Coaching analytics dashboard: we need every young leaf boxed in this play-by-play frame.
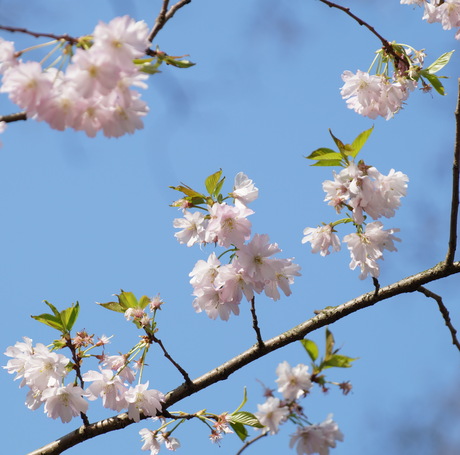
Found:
[170,184,204,199]
[233,387,248,413]
[423,72,446,96]
[117,291,139,310]
[138,295,151,310]
[205,170,223,196]
[96,300,126,313]
[321,354,357,369]
[229,422,248,442]
[325,328,335,360]
[60,302,80,332]
[31,313,63,331]
[350,126,374,158]
[306,148,341,161]
[311,159,343,167]
[329,129,346,153]
[301,339,319,362]
[426,50,454,74]
[230,412,264,428]
[44,300,61,318]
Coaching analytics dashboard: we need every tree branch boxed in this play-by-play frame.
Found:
[26,260,460,455]
[0,112,27,123]
[445,77,460,264]
[418,286,460,352]
[250,297,264,349]
[235,431,268,455]
[0,25,79,44]
[148,0,192,43]
[317,0,407,72]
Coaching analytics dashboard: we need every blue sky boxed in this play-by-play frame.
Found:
[1,1,459,454]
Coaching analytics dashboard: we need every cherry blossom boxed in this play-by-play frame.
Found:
[173,210,207,247]
[289,415,344,455]
[230,172,259,205]
[302,225,341,256]
[83,368,128,411]
[124,382,165,422]
[41,384,88,423]
[276,361,312,401]
[255,396,290,434]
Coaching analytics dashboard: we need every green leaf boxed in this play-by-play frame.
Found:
[205,170,223,196]
[229,422,248,442]
[321,354,357,369]
[170,184,205,199]
[214,177,226,198]
[230,412,264,428]
[161,55,196,68]
[325,328,335,359]
[306,148,342,161]
[44,300,61,318]
[300,339,319,362]
[311,159,343,167]
[423,72,446,96]
[97,300,126,313]
[60,302,80,332]
[233,387,248,413]
[31,313,63,331]
[328,129,346,153]
[117,291,139,310]
[426,50,454,74]
[350,126,374,158]
[138,295,151,310]
[139,63,162,75]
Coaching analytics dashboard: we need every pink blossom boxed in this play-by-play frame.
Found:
[205,201,253,247]
[42,384,88,423]
[125,382,165,422]
[343,221,400,279]
[255,397,289,434]
[83,368,128,411]
[276,361,312,401]
[302,225,341,256]
[173,210,207,247]
[289,415,344,455]
[230,172,259,205]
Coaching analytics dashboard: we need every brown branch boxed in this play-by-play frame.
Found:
[148,0,192,43]
[446,77,460,264]
[418,286,460,352]
[26,260,460,455]
[0,25,79,44]
[250,297,264,349]
[235,431,268,455]
[0,112,27,123]
[151,333,192,384]
[317,0,406,72]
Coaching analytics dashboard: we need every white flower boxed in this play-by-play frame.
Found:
[302,225,341,256]
[83,368,128,411]
[230,172,259,205]
[42,384,88,423]
[173,210,207,247]
[255,397,289,434]
[289,415,344,455]
[125,382,165,422]
[276,361,312,401]
[343,221,400,279]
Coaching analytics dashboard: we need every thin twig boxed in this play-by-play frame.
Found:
[418,286,460,352]
[445,78,460,265]
[236,431,268,455]
[250,297,264,349]
[148,0,192,43]
[372,277,380,297]
[151,334,192,384]
[317,0,407,73]
[0,25,79,44]
[0,112,27,123]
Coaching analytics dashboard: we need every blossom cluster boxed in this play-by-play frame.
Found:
[401,0,460,39]
[0,16,151,137]
[254,361,343,455]
[4,336,164,424]
[173,172,301,320]
[341,69,416,120]
[303,161,408,279]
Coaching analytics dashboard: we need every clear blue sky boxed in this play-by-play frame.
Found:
[1,1,459,454]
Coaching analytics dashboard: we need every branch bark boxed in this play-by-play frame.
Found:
[27,260,460,455]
